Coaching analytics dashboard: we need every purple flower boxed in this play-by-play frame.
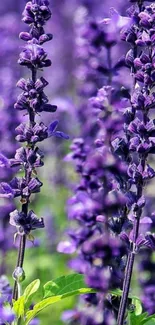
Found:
[10,209,44,235]
[0,183,15,199]
[48,120,69,140]
[0,276,15,324]
[22,0,51,31]
[57,241,76,254]
[0,154,10,168]
[18,39,51,68]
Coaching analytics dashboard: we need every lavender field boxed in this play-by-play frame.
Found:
[0,1,155,325]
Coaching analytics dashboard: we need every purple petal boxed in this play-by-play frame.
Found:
[0,183,14,198]
[57,241,76,254]
[48,120,59,135]
[140,217,153,224]
[0,154,9,168]
[54,131,69,140]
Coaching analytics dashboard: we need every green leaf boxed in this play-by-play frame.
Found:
[13,296,25,318]
[128,312,148,325]
[141,315,155,325]
[145,320,155,325]
[109,288,123,297]
[132,297,143,315]
[109,289,142,315]
[25,274,96,325]
[25,288,95,325]
[128,312,155,325]
[43,273,93,298]
[23,279,41,309]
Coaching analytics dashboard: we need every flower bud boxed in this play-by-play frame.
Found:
[12,267,25,283]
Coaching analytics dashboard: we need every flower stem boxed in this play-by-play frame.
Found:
[117,251,135,325]
[12,234,26,300]
[117,180,144,324]
[12,67,36,301]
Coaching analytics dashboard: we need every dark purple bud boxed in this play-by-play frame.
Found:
[121,87,131,100]
[39,33,53,44]
[139,12,151,28]
[125,49,134,66]
[19,32,32,41]
[35,77,48,91]
[126,30,136,43]
[40,59,51,67]
[135,72,144,82]
[129,136,140,151]
[16,78,27,90]
[134,58,143,69]
[43,104,57,112]
[143,164,155,180]
[133,196,145,212]
[135,39,146,46]
[28,178,43,193]
[145,233,155,250]
[140,53,150,64]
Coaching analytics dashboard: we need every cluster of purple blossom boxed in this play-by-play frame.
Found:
[59,1,155,325]
[0,0,68,321]
[0,0,155,325]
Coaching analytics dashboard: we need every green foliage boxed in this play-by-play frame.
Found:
[12,274,96,325]
[13,296,25,318]
[109,289,142,315]
[109,289,155,325]
[23,279,41,310]
[43,273,95,298]
[128,312,155,325]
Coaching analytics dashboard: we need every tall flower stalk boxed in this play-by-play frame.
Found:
[59,6,133,325]
[116,1,155,324]
[0,0,68,302]
[60,2,155,325]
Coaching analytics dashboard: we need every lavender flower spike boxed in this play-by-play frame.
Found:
[0,0,68,302]
[117,2,155,324]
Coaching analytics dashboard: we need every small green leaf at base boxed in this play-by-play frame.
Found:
[23,279,41,310]
[13,296,25,318]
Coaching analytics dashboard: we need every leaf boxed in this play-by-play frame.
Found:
[141,315,155,325]
[128,312,148,325]
[23,279,41,309]
[109,288,123,297]
[13,296,25,318]
[145,320,155,325]
[25,274,96,325]
[128,312,155,325]
[109,288,142,315]
[43,273,91,298]
[132,297,143,315]
[25,288,95,325]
